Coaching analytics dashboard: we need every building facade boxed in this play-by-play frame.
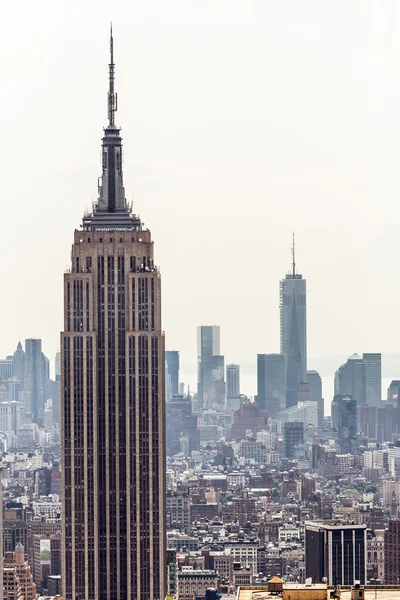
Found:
[362,353,382,406]
[166,350,180,399]
[226,364,240,400]
[197,326,225,411]
[307,370,323,427]
[331,394,357,454]
[280,249,307,408]
[283,421,304,459]
[256,354,285,417]
[61,32,165,600]
[305,521,367,585]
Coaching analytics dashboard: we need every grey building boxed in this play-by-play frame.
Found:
[283,421,304,459]
[24,339,49,426]
[305,521,367,585]
[331,394,357,454]
[166,350,180,398]
[362,353,382,406]
[280,246,307,408]
[256,354,285,418]
[226,364,240,399]
[307,370,324,427]
[335,353,363,404]
[13,342,25,390]
[197,326,225,411]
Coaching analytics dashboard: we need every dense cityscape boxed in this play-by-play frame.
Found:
[2,18,400,600]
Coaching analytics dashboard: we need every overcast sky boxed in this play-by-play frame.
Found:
[1,1,399,397]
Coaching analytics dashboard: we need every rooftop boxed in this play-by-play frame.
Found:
[237,587,400,600]
[237,585,327,600]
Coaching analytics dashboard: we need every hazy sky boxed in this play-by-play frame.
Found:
[1,1,400,397]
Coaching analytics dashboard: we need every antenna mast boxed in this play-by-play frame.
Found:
[108,24,117,126]
[292,232,296,277]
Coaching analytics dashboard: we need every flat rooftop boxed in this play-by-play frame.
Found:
[237,585,327,600]
[237,588,400,600]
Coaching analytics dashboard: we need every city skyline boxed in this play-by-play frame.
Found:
[1,2,400,388]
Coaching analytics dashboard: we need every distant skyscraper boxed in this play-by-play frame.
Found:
[388,380,400,403]
[197,326,225,411]
[331,394,357,454]
[226,364,240,399]
[305,521,366,585]
[55,351,61,381]
[24,339,49,425]
[362,353,382,406]
[335,353,363,404]
[283,421,304,459]
[13,342,25,390]
[61,32,165,600]
[256,354,285,418]
[166,350,180,398]
[280,237,307,407]
[307,370,323,427]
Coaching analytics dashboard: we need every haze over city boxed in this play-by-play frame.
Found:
[1,1,400,400]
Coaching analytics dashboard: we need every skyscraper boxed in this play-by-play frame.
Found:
[165,350,180,398]
[305,521,366,585]
[280,238,307,407]
[61,31,165,600]
[362,353,382,406]
[197,326,225,411]
[13,342,25,391]
[334,353,363,404]
[307,370,324,427]
[331,394,357,454]
[256,354,285,417]
[226,364,240,399]
[384,520,400,584]
[24,339,49,425]
[283,421,304,459]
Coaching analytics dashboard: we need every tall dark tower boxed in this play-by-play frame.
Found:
[280,235,307,407]
[61,30,166,600]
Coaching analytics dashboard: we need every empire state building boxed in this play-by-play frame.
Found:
[61,31,166,600]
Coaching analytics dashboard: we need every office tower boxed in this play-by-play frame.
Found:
[50,378,61,426]
[55,351,60,380]
[384,520,400,584]
[61,32,165,600]
[331,394,357,454]
[388,379,400,403]
[166,395,200,456]
[166,350,179,398]
[13,342,25,390]
[334,353,363,404]
[24,339,49,425]
[362,353,382,406]
[358,404,394,443]
[226,364,240,399]
[305,521,366,585]
[307,369,324,427]
[0,358,14,381]
[0,398,12,434]
[280,238,307,407]
[256,354,285,418]
[197,326,225,411]
[283,421,304,459]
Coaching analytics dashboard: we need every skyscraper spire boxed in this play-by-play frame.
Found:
[292,231,296,278]
[108,23,117,126]
[82,27,142,230]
